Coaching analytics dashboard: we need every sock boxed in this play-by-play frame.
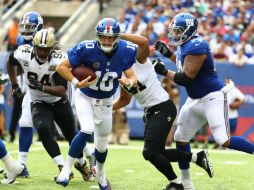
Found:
[19,128,33,152]
[18,152,28,165]
[95,149,108,174]
[180,169,191,180]
[176,143,191,169]
[0,139,7,159]
[59,155,75,179]
[84,143,93,157]
[68,132,89,158]
[191,153,197,163]
[77,158,86,165]
[170,177,182,184]
[228,136,254,154]
[1,154,16,169]
[53,155,65,166]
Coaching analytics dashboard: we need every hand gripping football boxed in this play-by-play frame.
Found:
[71,65,97,82]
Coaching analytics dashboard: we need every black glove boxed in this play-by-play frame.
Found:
[154,41,173,58]
[29,79,43,91]
[151,58,168,76]
[12,84,23,99]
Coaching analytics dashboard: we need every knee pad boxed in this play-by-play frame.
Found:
[142,149,157,161]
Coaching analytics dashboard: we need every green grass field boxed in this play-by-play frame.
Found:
[0,140,253,190]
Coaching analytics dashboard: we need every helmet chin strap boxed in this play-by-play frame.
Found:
[101,45,113,53]
[23,35,33,41]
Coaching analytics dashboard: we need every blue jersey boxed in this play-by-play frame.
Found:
[176,34,224,99]
[16,34,32,46]
[68,40,137,99]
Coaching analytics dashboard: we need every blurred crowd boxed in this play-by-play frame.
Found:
[118,0,254,66]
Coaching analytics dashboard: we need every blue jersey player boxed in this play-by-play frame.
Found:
[7,11,43,178]
[153,13,254,189]
[55,18,137,190]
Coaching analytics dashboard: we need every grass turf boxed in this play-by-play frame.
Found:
[0,140,253,190]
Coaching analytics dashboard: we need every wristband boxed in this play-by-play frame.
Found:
[71,77,79,87]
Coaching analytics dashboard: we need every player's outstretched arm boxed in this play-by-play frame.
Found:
[113,87,132,110]
[56,59,96,89]
[120,33,149,64]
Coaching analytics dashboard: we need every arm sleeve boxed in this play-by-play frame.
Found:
[67,42,86,68]
[53,72,68,89]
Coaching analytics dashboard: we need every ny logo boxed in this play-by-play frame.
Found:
[186,19,194,26]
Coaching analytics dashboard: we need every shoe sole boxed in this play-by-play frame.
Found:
[204,150,214,178]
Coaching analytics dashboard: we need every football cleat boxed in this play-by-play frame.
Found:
[196,150,214,178]
[58,165,74,180]
[1,163,24,184]
[54,176,69,187]
[74,162,94,181]
[164,182,184,190]
[0,73,9,85]
[181,178,195,190]
[18,164,29,178]
[92,167,111,190]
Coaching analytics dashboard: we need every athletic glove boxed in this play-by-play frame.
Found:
[154,41,173,58]
[29,79,44,91]
[12,84,23,99]
[151,58,168,76]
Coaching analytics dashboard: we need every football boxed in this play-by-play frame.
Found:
[71,65,97,82]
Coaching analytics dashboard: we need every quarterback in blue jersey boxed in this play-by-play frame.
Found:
[153,13,254,189]
[55,18,137,190]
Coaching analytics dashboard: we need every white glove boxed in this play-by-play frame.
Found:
[221,79,235,94]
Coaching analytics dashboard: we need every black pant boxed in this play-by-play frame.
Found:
[31,98,80,159]
[9,95,24,141]
[142,99,191,181]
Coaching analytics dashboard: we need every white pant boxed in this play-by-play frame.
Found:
[75,90,113,152]
[19,91,33,128]
[174,91,230,145]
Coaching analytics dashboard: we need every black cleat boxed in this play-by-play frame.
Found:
[164,182,184,190]
[196,150,214,178]
[74,162,94,181]
[58,165,74,180]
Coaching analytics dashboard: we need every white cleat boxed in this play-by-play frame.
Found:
[181,178,196,190]
[1,163,24,184]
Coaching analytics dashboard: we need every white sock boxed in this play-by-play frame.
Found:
[191,153,197,163]
[1,154,16,169]
[59,155,75,179]
[96,161,104,175]
[53,155,65,166]
[180,169,191,180]
[171,177,181,184]
[18,152,28,165]
[84,144,93,157]
[76,158,86,165]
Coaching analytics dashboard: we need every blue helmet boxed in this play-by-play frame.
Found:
[168,13,198,46]
[95,18,120,52]
[19,11,44,41]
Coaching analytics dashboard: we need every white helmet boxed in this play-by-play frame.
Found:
[33,29,56,63]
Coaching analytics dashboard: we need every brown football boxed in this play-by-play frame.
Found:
[71,65,97,82]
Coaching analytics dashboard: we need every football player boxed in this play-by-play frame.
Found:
[55,17,137,190]
[113,33,213,190]
[153,13,254,189]
[7,29,93,181]
[8,11,43,178]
